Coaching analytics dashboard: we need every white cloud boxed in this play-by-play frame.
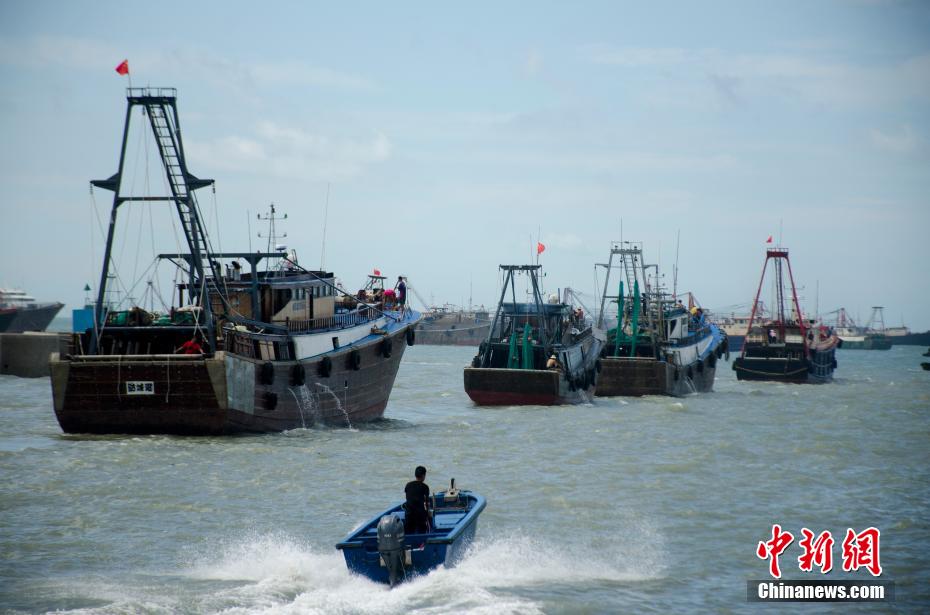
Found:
[869,125,921,153]
[580,44,930,109]
[0,35,375,92]
[187,121,391,181]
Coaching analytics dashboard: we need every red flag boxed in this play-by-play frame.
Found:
[766,236,773,244]
[115,59,129,76]
[537,242,546,255]
[373,269,381,276]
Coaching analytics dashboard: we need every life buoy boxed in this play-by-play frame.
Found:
[318,356,333,377]
[290,363,305,386]
[381,337,393,358]
[406,328,415,346]
[349,350,361,371]
[260,361,275,385]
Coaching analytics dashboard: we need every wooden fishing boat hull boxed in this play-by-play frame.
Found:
[595,354,717,397]
[733,346,836,384]
[50,326,413,435]
[463,367,596,405]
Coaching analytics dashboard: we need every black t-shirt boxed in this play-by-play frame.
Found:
[404,480,430,517]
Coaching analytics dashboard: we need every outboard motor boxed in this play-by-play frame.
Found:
[377,512,406,586]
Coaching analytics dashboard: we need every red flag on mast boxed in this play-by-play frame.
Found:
[115,59,129,75]
[766,235,773,244]
[537,242,546,255]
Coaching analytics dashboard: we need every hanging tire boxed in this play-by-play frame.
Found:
[687,366,693,379]
[264,391,278,410]
[349,350,361,371]
[381,337,393,358]
[318,356,332,378]
[696,361,704,373]
[471,355,480,368]
[290,363,305,386]
[406,328,415,346]
[673,368,680,381]
[260,361,275,385]
[595,359,602,373]
[708,354,717,369]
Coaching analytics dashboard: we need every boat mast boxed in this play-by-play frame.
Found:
[89,88,223,354]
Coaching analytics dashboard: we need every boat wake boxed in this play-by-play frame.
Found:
[172,529,666,614]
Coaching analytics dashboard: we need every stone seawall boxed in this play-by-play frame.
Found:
[0,333,72,378]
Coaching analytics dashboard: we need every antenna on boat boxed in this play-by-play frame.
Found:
[672,229,680,300]
[320,182,330,270]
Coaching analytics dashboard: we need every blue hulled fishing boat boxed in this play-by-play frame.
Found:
[336,480,486,586]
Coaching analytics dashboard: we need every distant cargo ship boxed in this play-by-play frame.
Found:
[415,305,491,346]
[0,289,64,333]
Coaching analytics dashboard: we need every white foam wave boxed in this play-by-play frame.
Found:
[173,528,665,614]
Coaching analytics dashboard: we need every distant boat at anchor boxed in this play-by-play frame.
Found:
[827,307,891,350]
[415,304,491,346]
[0,288,63,333]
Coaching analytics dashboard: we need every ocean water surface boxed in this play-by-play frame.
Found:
[1,345,928,613]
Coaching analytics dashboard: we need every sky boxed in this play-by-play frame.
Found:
[1,1,928,329]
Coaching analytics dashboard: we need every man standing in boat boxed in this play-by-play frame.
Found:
[395,276,407,315]
[404,465,431,534]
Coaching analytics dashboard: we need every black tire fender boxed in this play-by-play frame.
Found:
[318,356,333,377]
[405,328,415,346]
[260,361,275,385]
[381,337,393,358]
[349,350,362,371]
[290,363,305,386]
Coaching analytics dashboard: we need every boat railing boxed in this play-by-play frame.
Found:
[283,308,378,333]
[127,87,177,99]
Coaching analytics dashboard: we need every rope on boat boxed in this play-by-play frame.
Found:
[734,364,808,377]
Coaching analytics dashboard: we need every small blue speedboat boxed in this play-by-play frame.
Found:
[336,480,486,585]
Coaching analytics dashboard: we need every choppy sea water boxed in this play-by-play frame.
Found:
[1,345,928,613]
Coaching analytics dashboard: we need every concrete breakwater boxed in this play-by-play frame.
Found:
[0,333,72,378]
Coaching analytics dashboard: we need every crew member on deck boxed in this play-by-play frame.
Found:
[546,354,562,371]
[395,276,407,314]
[404,465,431,534]
[178,336,203,355]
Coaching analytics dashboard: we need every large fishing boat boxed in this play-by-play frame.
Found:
[463,265,603,405]
[415,304,491,346]
[49,88,420,435]
[733,248,839,383]
[0,289,63,333]
[594,242,728,397]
